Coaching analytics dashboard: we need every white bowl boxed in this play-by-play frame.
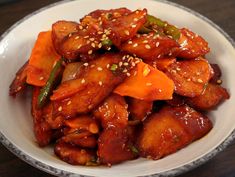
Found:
[0,0,235,177]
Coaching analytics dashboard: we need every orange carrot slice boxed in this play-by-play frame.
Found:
[26,31,61,86]
[114,62,174,101]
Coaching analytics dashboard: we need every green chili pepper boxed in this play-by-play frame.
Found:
[110,64,118,71]
[101,38,113,47]
[37,58,63,108]
[139,14,181,40]
[130,145,139,154]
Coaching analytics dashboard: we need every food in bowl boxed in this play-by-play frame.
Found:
[9,7,229,166]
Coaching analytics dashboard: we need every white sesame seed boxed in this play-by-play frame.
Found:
[99,81,103,86]
[58,106,62,111]
[84,35,89,39]
[67,101,71,105]
[106,64,110,68]
[145,44,151,49]
[88,50,93,55]
[146,82,152,86]
[17,86,22,91]
[97,67,103,71]
[123,62,129,66]
[131,24,137,28]
[156,42,160,47]
[83,63,89,66]
[126,73,131,77]
[77,44,82,49]
[91,43,96,48]
[119,62,123,67]
[79,25,83,30]
[143,40,148,43]
[133,43,138,47]
[75,36,80,40]
[39,76,44,80]
[124,30,130,36]
[197,79,203,83]
[128,40,133,44]
[89,38,95,41]
[176,67,181,71]
[81,78,85,84]
[134,18,138,21]
[98,43,102,48]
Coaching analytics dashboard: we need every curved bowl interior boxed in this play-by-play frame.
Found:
[0,0,235,177]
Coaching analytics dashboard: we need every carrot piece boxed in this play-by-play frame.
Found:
[26,31,61,86]
[146,58,176,71]
[114,62,174,101]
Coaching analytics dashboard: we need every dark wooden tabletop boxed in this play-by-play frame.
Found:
[0,0,235,177]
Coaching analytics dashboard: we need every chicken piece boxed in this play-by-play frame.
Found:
[64,115,99,134]
[186,83,229,110]
[177,28,210,59]
[54,141,96,165]
[121,33,179,61]
[166,94,185,107]
[51,53,136,117]
[51,20,79,54]
[128,97,153,121]
[93,93,128,128]
[137,105,212,159]
[165,57,213,97]
[31,87,52,147]
[102,9,147,47]
[61,131,97,149]
[9,61,28,97]
[97,127,137,165]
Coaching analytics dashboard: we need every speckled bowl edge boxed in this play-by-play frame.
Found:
[0,0,235,177]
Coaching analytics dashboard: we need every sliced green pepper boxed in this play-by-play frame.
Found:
[139,14,181,40]
[101,38,113,47]
[37,58,64,108]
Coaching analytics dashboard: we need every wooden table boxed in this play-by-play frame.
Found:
[0,0,235,176]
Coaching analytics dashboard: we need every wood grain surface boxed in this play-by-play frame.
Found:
[0,0,235,177]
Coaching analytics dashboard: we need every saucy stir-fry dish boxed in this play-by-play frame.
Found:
[9,8,229,166]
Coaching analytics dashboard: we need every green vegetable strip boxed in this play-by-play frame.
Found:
[101,39,113,46]
[37,58,63,108]
[139,14,181,40]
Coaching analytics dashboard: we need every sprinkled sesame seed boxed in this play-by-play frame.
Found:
[77,44,82,49]
[90,64,95,68]
[119,62,123,67]
[133,43,138,47]
[88,50,92,55]
[124,30,130,35]
[217,79,222,84]
[146,82,152,86]
[83,63,89,66]
[17,86,21,91]
[112,19,117,22]
[86,40,91,44]
[123,69,128,73]
[126,73,131,77]
[39,76,44,80]
[123,62,129,66]
[75,36,80,40]
[143,40,148,43]
[84,35,89,38]
[67,101,72,105]
[89,38,95,41]
[58,106,62,111]
[106,64,110,68]
[128,40,133,44]
[171,70,177,74]
[156,42,160,47]
[98,43,102,48]
[81,78,85,84]
[99,81,103,86]
[97,67,103,71]
[134,18,138,21]
[145,44,151,49]
[187,78,191,81]
[79,25,83,30]
[68,33,72,37]
[91,43,96,48]
[176,67,181,71]
[197,79,203,83]
[131,24,137,28]
[98,31,103,34]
